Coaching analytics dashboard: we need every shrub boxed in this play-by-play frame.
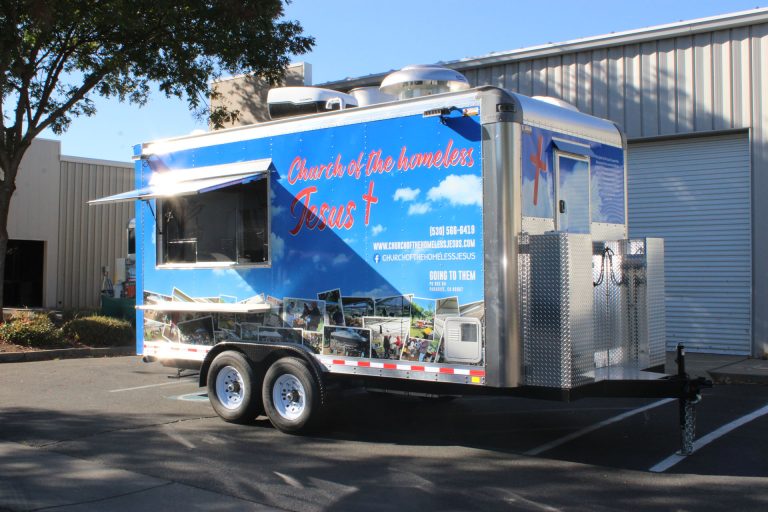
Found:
[50,309,107,329]
[61,316,134,347]
[0,312,65,348]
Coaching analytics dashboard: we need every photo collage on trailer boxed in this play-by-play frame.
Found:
[142,287,484,365]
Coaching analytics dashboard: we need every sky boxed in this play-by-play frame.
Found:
[41,0,767,163]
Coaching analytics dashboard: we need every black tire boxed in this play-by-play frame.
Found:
[262,357,321,434]
[207,351,263,423]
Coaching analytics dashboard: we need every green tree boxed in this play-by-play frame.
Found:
[0,0,313,307]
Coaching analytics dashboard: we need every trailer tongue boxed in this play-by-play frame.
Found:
[92,66,711,453]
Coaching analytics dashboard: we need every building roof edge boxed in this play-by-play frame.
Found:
[321,8,768,89]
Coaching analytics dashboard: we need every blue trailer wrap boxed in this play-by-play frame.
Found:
[134,102,486,372]
[84,84,649,392]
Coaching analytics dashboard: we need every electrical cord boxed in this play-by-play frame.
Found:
[593,246,626,287]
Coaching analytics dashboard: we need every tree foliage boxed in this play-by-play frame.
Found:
[0,0,313,308]
[0,0,312,153]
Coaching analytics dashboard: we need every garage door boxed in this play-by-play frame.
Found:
[628,133,751,355]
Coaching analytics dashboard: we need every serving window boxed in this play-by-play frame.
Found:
[157,177,269,267]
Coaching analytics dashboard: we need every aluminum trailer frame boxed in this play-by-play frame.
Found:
[95,85,711,451]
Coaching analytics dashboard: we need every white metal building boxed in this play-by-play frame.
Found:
[7,138,133,310]
[319,8,768,357]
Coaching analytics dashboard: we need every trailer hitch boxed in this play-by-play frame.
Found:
[675,344,713,455]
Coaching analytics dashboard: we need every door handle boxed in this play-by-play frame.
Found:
[559,200,566,214]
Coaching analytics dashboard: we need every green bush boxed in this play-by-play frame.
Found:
[61,315,134,347]
[41,309,99,328]
[0,312,65,348]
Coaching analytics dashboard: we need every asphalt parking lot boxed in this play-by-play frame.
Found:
[1,356,767,511]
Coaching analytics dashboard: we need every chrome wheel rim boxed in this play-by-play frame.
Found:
[215,365,244,410]
[272,374,306,420]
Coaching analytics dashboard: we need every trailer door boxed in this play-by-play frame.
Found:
[555,153,590,234]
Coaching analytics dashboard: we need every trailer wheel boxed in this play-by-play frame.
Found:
[207,351,263,423]
[262,357,321,434]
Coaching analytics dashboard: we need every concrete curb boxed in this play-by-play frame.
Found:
[708,358,768,385]
[709,369,768,385]
[0,346,135,363]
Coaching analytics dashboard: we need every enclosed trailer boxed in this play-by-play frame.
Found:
[92,80,709,448]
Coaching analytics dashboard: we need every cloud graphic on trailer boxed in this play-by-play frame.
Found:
[271,233,285,262]
[270,187,286,216]
[521,178,553,217]
[393,187,420,202]
[312,253,328,272]
[591,173,605,223]
[427,175,482,206]
[370,224,385,236]
[332,253,350,265]
[211,268,257,294]
[408,203,431,215]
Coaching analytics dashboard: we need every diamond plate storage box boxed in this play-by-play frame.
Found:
[521,233,595,388]
[620,238,666,369]
[592,238,666,371]
[521,235,665,389]
[592,240,628,369]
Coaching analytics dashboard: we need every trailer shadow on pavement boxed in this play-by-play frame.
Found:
[1,358,768,512]
[2,397,767,512]
[313,386,768,478]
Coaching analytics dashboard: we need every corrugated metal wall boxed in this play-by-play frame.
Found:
[456,20,767,356]
[460,24,767,140]
[57,158,134,309]
[628,134,751,354]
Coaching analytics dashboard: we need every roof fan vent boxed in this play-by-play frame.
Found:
[349,86,396,106]
[380,65,470,100]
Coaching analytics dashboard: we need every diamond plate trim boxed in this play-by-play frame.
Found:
[521,233,594,388]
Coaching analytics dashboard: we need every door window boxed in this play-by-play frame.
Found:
[556,154,590,233]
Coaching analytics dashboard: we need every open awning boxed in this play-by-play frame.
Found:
[88,158,272,205]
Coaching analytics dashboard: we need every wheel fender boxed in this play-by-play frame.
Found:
[200,343,240,387]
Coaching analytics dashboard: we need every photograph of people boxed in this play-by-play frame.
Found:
[283,297,326,332]
[303,331,324,354]
[319,289,345,326]
[363,316,409,360]
[401,337,432,362]
[374,295,412,318]
[410,297,436,339]
[341,296,374,327]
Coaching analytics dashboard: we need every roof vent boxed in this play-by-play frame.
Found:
[267,87,357,120]
[349,86,396,106]
[380,65,470,100]
[531,96,579,112]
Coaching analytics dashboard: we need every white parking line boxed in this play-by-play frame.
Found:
[109,380,196,393]
[649,402,768,473]
[525,398,675,456]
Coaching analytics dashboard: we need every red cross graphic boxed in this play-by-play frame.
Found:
[362,180,379,225]
[529,135,548,206]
